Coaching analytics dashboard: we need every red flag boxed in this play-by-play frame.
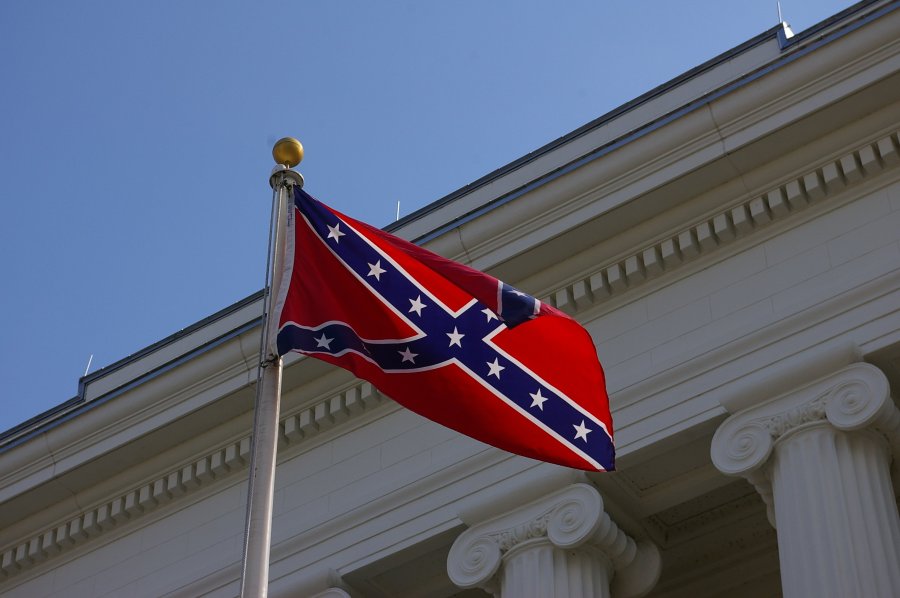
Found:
[275,188,614,471]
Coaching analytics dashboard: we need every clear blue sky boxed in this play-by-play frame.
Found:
[0,1,857,433]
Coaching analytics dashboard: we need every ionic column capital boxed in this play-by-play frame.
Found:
[447,483,660,598]
[711,363,900,597]
[712,362,897,477]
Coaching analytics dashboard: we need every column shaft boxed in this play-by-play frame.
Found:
[769,425,900,598]
[500,541,611,598]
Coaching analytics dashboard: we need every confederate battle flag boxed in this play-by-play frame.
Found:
[274,188,614,471]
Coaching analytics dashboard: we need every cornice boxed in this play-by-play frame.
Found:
[0,324,259,507]
[0,380,388,582]
[543,129,900,317]
[0,295,263,453]
[415,4,900,271]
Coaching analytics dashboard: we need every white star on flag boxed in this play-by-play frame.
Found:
[529,389,548,410]
[314,333,333,350]
[447,327,464,347]
[573,420,592,442]
[409,296,426,316]
[327,223,345,243]
[487,358,505,378]
[367,260,386,280]
[482,308,498,323]
[399,347,418,363]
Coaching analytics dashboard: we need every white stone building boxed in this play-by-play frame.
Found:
[2,1,900,596]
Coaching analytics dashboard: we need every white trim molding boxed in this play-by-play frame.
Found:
[0,381,386,581]
[545,130,900,315]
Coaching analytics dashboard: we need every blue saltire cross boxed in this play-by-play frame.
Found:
[277,189,613,469]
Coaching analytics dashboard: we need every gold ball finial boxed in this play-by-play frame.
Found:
[272,137,304,168]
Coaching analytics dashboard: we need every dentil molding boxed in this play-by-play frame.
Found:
[544,130,900,316]
[0,381,386,582]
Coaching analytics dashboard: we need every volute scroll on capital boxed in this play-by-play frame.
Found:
[711,362,896,477]
[447,484,603,589]
[447,483,661,597]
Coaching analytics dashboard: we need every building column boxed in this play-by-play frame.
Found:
[447,483,660,598]
[711,363,900,598]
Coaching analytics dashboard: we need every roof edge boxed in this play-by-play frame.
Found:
[386,0,891,240]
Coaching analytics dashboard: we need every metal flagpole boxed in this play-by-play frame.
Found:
[240,138,304,598]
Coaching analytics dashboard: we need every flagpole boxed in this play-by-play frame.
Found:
[240,138,304,598]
